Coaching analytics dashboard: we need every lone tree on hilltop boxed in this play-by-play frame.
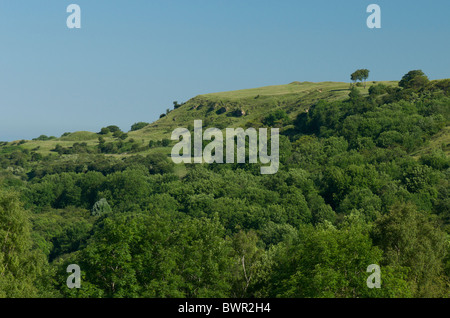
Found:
[351,69,370,88]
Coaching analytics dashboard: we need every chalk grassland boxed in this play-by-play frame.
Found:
[12,80,401,157]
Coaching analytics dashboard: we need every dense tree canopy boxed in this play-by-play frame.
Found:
[0,71,449,298]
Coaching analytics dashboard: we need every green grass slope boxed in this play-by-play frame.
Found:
[10,80,400,157]
[123,81,398,152]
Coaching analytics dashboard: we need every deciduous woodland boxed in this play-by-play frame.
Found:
[0,71,449,298]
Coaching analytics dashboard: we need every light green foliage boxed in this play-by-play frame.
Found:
[0,190,45,297]
[65,212,234,298]
[268,217,413,298]
[373,203,449,297]
[230,230,265,297]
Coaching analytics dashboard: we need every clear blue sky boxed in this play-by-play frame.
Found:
[0,0,449,141]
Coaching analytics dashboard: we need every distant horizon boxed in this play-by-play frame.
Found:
[1,0,449,141]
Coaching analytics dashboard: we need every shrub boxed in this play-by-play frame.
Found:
[369,84,387,96]
[130,122,149,131]
[33,135,56,141]
[113,131,128,140]
[399,70,429,90]
[99,127,110,135]
[161,139,171,147]
[106,125,121,133]
[262,109,290,127]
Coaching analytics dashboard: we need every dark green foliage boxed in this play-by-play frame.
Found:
[420,150,450,170]
[428,79,450,96]
[106,125,121,133]
[351,69,370,88]
[295,80,448,153]
[369,83,388,96]
[99,127,110,135]
[262,109,290,127]
[173,101,183,109]
[33,135,56,141]
[399,70,429,90]
[161,138,171,147]
[130,122,149,131]
[53,142,95,155]
[98,126,122,136]
[113,130,128,140]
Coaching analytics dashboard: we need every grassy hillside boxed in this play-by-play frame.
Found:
[10,80,400,157]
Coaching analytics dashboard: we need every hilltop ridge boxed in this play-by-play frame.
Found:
[3,78,448,162]
[8,80,398,156]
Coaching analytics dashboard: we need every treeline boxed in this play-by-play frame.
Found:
[0,71,449,298]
